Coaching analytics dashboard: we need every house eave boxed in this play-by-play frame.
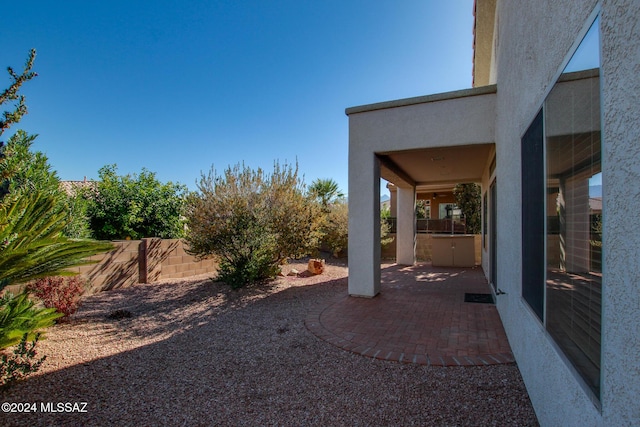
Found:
[345,85,497,116]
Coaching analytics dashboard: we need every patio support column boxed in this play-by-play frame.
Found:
[389,185,397,217]
[396,186,416,265]
[348,152,381,297]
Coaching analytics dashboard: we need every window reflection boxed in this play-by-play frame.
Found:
[545,17,601,397]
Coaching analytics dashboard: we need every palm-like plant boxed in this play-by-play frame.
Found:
[308,178,345,208]
[0,191,113,291]
[0,51,112,387]
[0,292,61,349]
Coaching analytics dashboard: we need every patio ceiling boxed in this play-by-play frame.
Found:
[377,143,494,188]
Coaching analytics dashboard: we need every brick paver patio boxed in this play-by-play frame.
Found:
[306,263,514,366]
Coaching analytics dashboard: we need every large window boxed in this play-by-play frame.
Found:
[522,16,601,398]
[522,110,545,321]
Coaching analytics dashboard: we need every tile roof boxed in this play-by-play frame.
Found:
[59,178,95,196]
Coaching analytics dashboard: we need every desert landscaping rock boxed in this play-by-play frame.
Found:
[307,258,325,275]
[0,260,538,426]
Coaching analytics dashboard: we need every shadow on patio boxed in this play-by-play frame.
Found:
[306,263,514,366]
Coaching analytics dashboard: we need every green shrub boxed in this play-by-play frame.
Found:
[380,204,391,219]
[319,200,393,257]
[185,162,323,288]
[0,333,46,391]
[322,201,349,257]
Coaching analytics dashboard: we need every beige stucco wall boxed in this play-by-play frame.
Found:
[480,146,495,281]
[599,0,640,424]
[493,1,602,423]
[348,88,496,154]
[347,88,496,297]
[492,1,640,425]
[349,1,639,423]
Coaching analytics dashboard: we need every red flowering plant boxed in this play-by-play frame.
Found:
[26,276,86,319]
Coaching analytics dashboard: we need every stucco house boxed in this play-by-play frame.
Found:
[346,1,639,425]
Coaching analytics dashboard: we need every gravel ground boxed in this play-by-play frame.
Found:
[0,260,538,426]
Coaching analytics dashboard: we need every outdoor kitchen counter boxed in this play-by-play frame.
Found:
[430,234,476,267]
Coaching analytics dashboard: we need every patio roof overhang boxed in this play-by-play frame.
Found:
[345,84,497,297]
[377,143,494,189]
[346,85,497,190]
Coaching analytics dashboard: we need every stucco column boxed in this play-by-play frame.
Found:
[388,185,397,217]
[348,152,381,297]
[396,186,416,265]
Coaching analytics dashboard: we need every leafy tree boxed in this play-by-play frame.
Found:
[0,130,93,238]
[83,164,188,240]
[380,204,391,219]
[0,50,112,389]
[453,183,482,234]
[416,200,430,219]
[0,131,60,195]
[308,178,345,208]
[0,51,112,290]
[185,162,323,288]
[0,49,38,197]
[0,190,113,290]
[0,132,50,200]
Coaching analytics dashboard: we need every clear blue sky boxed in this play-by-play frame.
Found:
[4,0,475,194]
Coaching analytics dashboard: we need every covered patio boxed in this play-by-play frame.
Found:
[347,85,497,297]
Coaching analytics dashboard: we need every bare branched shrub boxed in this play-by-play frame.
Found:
[185,162,323,288]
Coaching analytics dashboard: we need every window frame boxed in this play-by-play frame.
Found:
[520,11,603,402]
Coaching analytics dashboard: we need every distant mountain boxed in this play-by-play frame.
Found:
[590,184,602,197]
[381,194,390,202]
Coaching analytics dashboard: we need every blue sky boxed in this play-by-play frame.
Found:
[4,0,475,194]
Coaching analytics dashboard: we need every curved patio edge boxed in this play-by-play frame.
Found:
[305,299,516,368]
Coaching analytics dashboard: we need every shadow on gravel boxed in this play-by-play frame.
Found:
[0,265,538,427]
[72,274,317,342]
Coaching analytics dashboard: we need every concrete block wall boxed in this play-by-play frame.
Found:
[69,238,217,295]
[74,240,141,293]
[148,238,217,281]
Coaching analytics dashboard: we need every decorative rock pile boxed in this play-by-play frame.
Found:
[284,259,326,277]
[307,258,325,275]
